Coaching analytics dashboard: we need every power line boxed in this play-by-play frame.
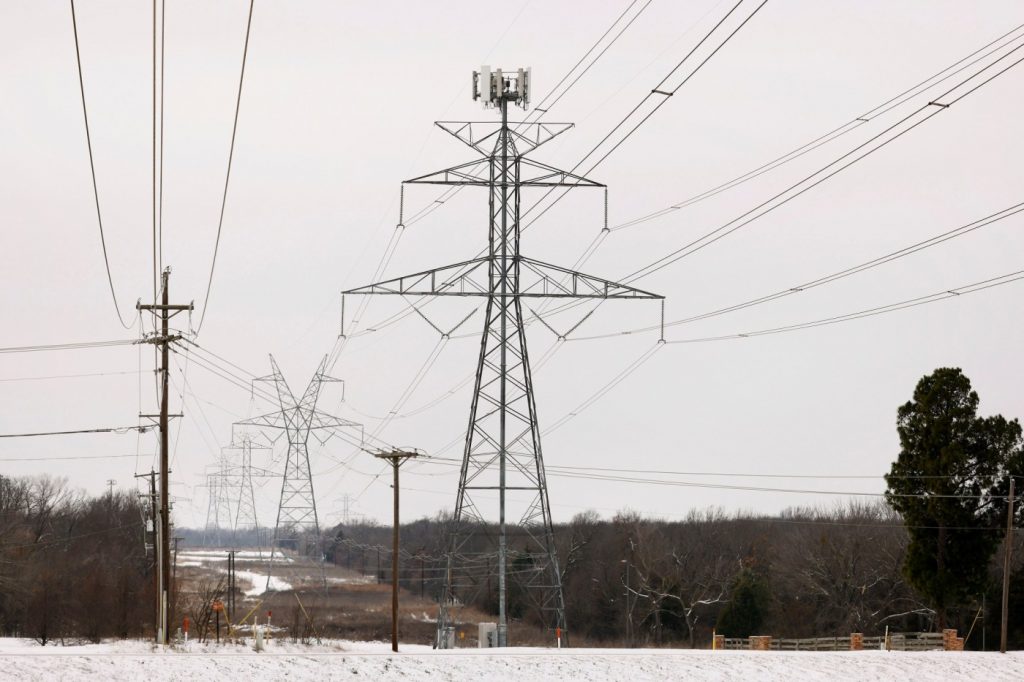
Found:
[0,453,141,462]
[152,0,158,300]
[0,426,150,439]
[0,369,143,383]
[195,0,255,335]
[610,24,1024,231]
[659,268,1024,344]
[418,269,1021,469]
[519,0,767,232]
[416,456,1010,500]
[158,0,166,284]
[516,34,1024,339]
[68,0,136,330]
[528,35,1024,329]
[4,522,145,552]
[0,339,137,354]
[618,42,1024,285]
[572,201,1024,340]
[422,454,1005,482]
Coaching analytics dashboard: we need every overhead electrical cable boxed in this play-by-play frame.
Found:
[68,0,137,330]
[617,41,1024,285]
[415,457,1011,500]
[419,455,999,481]
[0,369,143,383]
[0,453,141,462]
[527,37,1024,327]
[152,0,158,298]
[611,23,1024,231]
[657,269,1024,344]
[571,201,1024,340]
[158,0,166,279]
[0,339,137,354]
[519,0,767,231]
[194,0,255,335]
[0,426,150,439]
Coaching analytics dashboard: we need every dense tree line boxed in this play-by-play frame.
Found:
[327,500,1024,648]
[4,370,1022,648]
[3,472,1024,647]
[0,475,153,643]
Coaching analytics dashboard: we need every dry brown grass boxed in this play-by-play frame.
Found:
[174,548,553,646]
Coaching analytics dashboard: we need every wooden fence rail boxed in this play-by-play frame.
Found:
[715,630,959,652]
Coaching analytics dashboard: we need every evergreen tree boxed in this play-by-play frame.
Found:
[885,367,1023,628]
[716,568,769,637]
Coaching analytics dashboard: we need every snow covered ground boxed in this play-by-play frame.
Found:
[1,638,1023,681]
[235,569,293,596]
[173,549,294,596]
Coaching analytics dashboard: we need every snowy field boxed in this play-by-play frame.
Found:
[1,639,1023,681]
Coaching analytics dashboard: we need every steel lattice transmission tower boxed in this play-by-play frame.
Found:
[203,459,235,547]
[223,433,275,554]
[345,67,662,647]
[238,354,360,589]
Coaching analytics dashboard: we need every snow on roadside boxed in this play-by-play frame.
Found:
[176,550,292,563]
[232,569,292,597]
[1,638,1023,682]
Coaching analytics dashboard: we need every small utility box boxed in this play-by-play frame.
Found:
[439,626,456,649]
[478,622,498,648]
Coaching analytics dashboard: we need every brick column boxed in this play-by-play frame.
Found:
[850,633,863,651]
[713,634,725,650]
[942,629,958,651]
[749,635,772,651]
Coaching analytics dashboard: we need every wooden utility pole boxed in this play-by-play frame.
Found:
[138,267,192,645]
[1001,476,1015,654]
[135,470,158,642]
[172,535,183,616]
[372,449,421,653]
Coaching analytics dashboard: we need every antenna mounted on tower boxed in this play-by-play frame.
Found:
[473,65,530,110]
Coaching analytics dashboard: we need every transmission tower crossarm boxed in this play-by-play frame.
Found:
[516,158,604,188]
[435,121,575,155]
[342,257,491,297]
[404,156,604,189]
[344,256,661,300]
[517,257,663,299]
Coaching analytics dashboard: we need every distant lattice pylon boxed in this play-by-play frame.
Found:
[237,354,362,589]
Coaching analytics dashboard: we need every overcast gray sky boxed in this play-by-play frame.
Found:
[2,0,1023,531]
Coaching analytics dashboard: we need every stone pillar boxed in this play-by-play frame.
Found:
[850,633,863,651]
